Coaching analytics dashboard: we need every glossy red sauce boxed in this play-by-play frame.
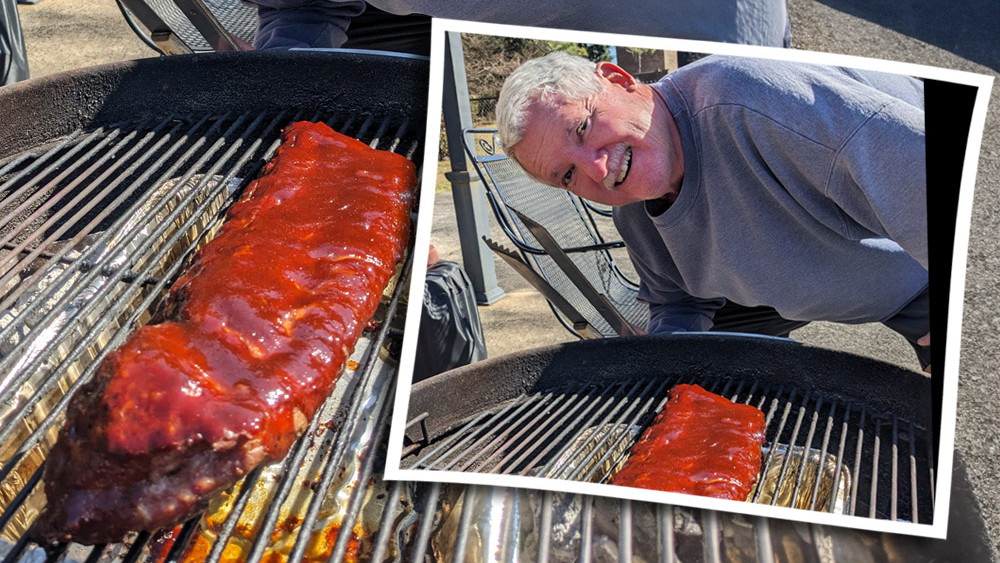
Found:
[610,383,765,500]
[98,121,416,458]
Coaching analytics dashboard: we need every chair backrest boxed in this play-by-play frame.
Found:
[115,1,432,56]
[462,128,648,338]
[116,0,257,55]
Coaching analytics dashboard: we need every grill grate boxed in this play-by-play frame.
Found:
[0,105,968,563]
[407,482,943,563]
[403,373,936,524]
[0,111,422,562]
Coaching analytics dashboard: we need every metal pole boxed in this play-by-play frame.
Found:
[441,31,505,305]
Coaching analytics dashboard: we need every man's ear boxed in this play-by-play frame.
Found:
[596,61,638,91]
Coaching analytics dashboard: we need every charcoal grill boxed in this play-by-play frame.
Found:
[0,50,990,563]
[401,334,939,526]
[0,50,434,562]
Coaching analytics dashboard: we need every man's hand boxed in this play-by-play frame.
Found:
[233,35,255,51]
[918,332,931,374]
[427,244,440,267]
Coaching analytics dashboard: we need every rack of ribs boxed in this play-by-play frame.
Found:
[32,121,417,544]
[609,384,766,500]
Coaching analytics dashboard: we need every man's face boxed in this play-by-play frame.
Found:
[514,63,682,207]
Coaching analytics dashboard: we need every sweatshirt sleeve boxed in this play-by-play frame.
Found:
[825,84,928,270]
[250,0,366,50]
[645,289,726,334]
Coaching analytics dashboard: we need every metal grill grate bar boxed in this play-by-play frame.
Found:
[83,545,103,563]
[544,378,665,481]
[703,510,722,563]
[810,401,837,511]
[0,534,32,563]
[0,119,183,285]
[204,465,267,562]
[619,499,633,562]
[755,517,775,562]
[0,128,112,234]
[572,378,671,483]
[456,393,562,472]
[0,149,50,180]
[579,496,593,563]
[409,482,439,563]
[0,125,145,316]
[241,412,328,563]
[417,394,554,471]
[368,481,404,563]
[162,519,200,563]
[0,112,258,410]
[0,126,126,286]
[519,386,630,476]
[871,418,882,518]
[403,480,917,562]
[849,409,865,516]
[889,417,899,520]
[761,388,801,504]
[515,384,634,475]
[0,465,40,534]
[489,390,595,473]
[909,421,920,522]
[790,397,822,504]
[657,504,673,563]
[298,251,411,563]
[537,491,553,563]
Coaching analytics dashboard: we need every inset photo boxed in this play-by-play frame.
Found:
[387,19,993,539]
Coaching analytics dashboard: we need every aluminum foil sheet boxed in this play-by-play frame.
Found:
[428,484,718,563]
[543,423,640,482]
[140,341,415,563]
[0,174,237,544]
[535,423,849,513]
[1,171,425,563]
[424,482,931,563]
[754,445,851,513]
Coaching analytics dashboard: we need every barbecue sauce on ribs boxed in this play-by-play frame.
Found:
[32,122,416,544]
[609,384,765,500]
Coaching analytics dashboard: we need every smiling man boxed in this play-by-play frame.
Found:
[496,51,931,372]
[504,57,684,207]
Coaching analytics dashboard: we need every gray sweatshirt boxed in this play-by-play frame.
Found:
[612,55,927,334]
[250,0,790,50]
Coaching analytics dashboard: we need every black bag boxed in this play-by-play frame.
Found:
[1,0,29,85]
[413,260,487,382]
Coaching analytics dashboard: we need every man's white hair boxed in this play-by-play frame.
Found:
[496,51,604,170]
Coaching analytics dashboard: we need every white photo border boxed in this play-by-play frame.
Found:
[385,17,995,541]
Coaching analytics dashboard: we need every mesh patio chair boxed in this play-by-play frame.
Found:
[115,0,256,54]
[463,127,649,339]
[115,0,431,56]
